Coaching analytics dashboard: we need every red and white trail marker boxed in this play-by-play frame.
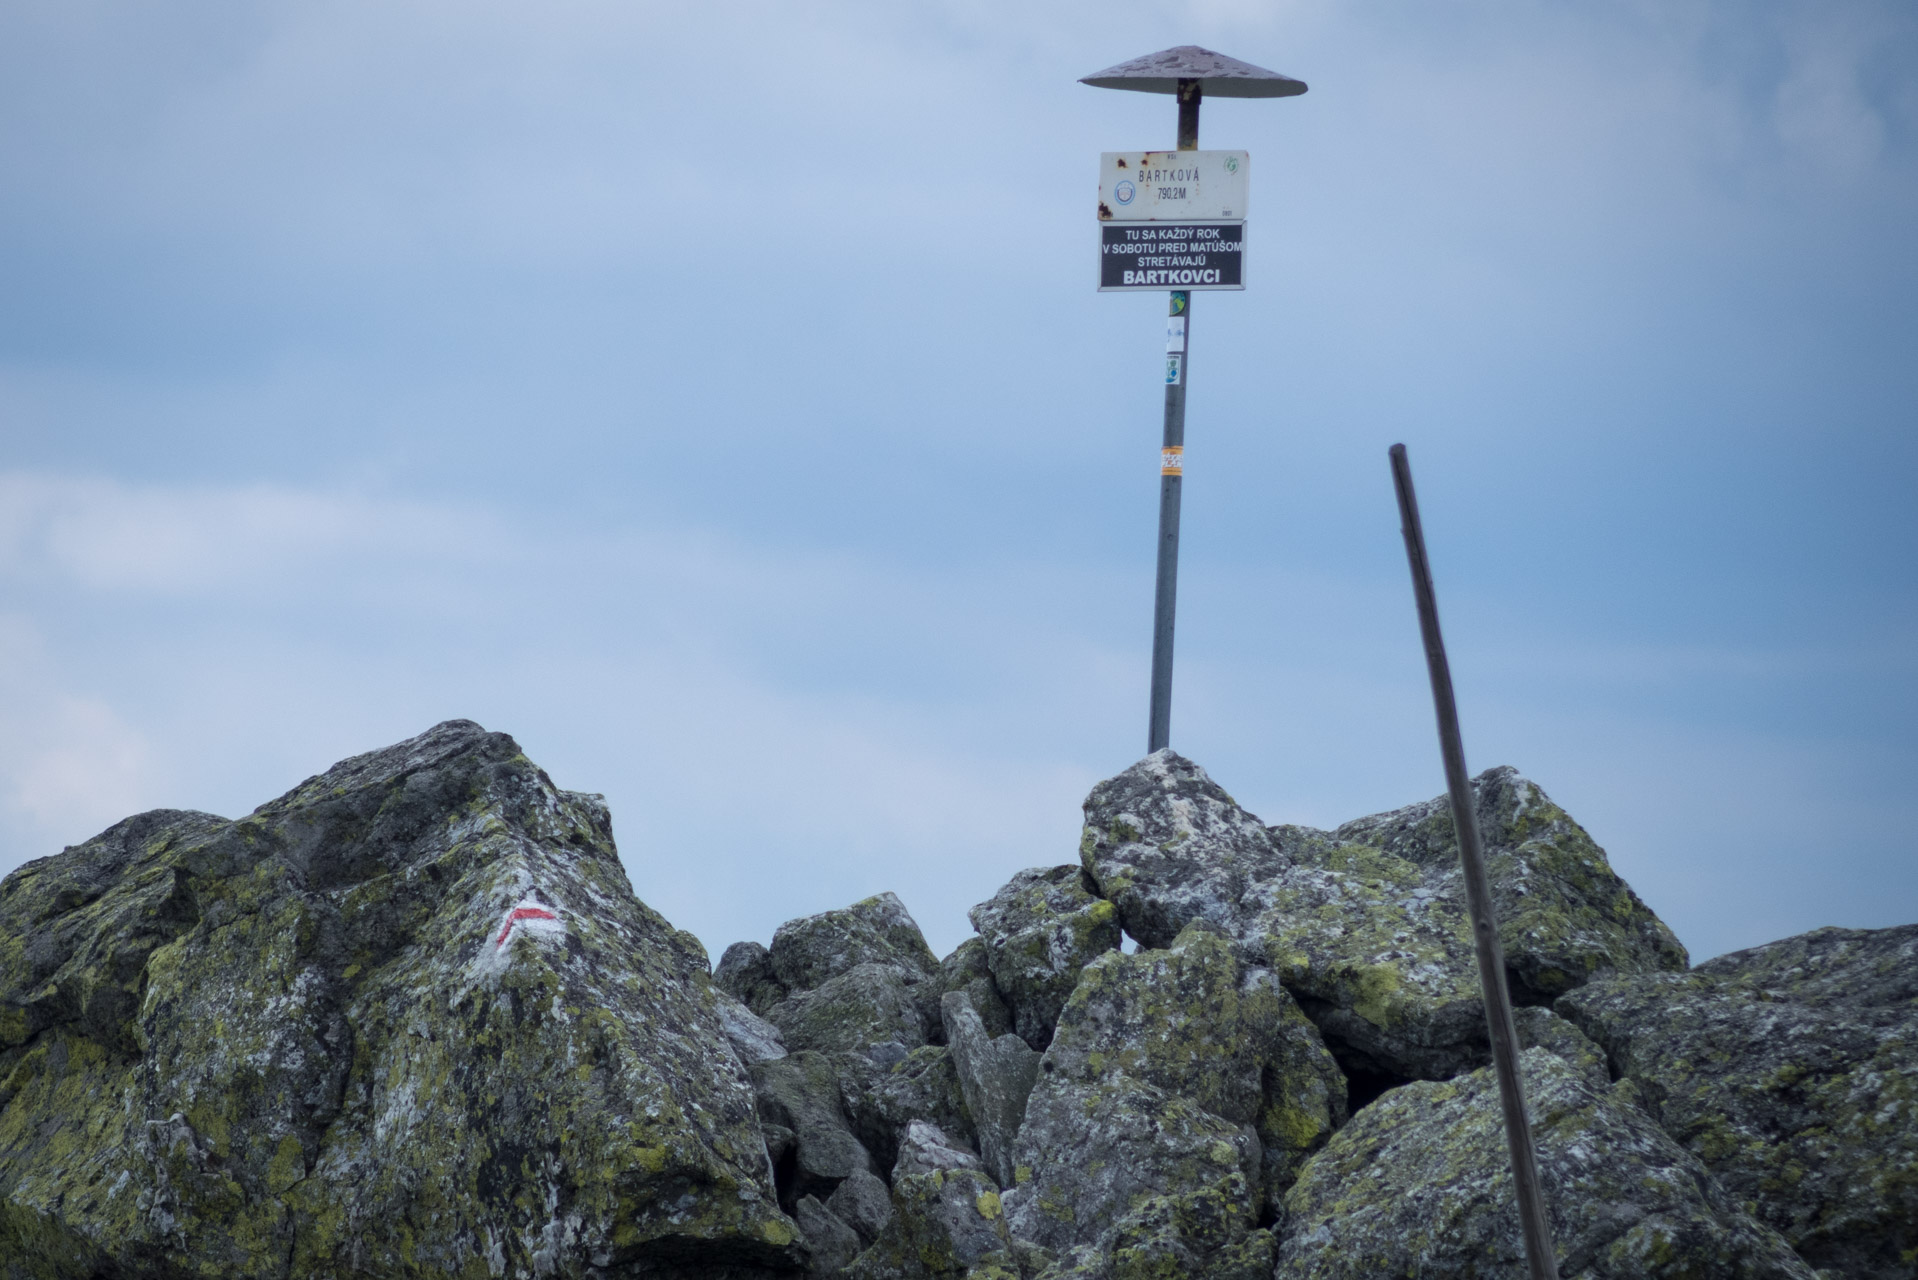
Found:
[493,900,562,949]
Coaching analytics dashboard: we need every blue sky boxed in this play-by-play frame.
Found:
[2,0,1913,964]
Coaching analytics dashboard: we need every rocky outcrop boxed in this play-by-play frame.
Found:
[1081,751,1687,1081]
[1275,1049,1817,1279]
[0,720,797,1279]
[966,866,1121,1051]
[2,727,1901,1280]
[1558,924,1918,1279]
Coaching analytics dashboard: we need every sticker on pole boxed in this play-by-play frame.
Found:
[1161,446,1184,475]
[1099,151,1249,222]
[1102,223,1244,292]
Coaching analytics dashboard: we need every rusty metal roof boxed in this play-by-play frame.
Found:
[1079,45,1306,98]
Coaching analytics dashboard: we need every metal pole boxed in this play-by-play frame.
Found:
[1389,443,1559,1280]
[1147,78,1202,753]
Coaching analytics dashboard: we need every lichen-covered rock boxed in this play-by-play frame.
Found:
[1514,1005,1608,1088]
[1078,752,1286,949]
[1034,1176,1278,1280]
[1079,751,1686,1082]
[1557,925,1918,1279]
[0,720,799,1280]
[771,894,939,994]
[1001,1073,1258,1253]
[1329,766,1688,1001]
[722,992,792,1064]
[967,866,1122,1051]
[720,940,792,1018]
[751,1050,878,1205]
[846,1123,1016,1280]
[937,937,1015,1042]
[770,962,930,1058]
[1275,1048,1816,1280]
[833,1044,976,1180]
[827,1167,893,1247]
[797,1194,865,1277]
[941,990,1041,1189]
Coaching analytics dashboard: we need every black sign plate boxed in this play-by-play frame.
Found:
[1099,221,1245,291]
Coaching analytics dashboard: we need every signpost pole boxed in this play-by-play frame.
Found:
[1390,443,1560,1280]
[1146,78,1202,753]
[1082,45,1305,754]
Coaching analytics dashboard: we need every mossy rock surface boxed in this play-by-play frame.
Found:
[1079,750,1686,1081]
[1558,924,1918,1280]
[967,866,1121,1052]
[1276,1049,1817,1280]
[0,720,798,1279]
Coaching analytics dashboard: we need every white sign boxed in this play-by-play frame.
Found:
[1099,150,1249,222]
[1166,317,1187,352]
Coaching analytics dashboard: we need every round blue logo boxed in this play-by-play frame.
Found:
[1115,180,1136,205]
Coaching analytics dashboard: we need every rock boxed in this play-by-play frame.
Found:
[0,720,799,1279]
[1275,1048,1817,1280]
[846,1124,1016,1280]
[1078,752,1286,949]
[1079,751,1686,1082]
[772,894,939,993]
[827,1167,894,1247]
[797,1194,865,1277]
[1557,924,1918,1279]
[1035,920,1344,1218]
[721,992,791,1064]
[1327,765,1688,1001]
[967,866,1122,1051]
[1514,1005,1608,1088]
[1002,1076,1258,1254]
[1034,1177,1278,1280]
[941,990,1041,1188]
[833,1044,976,1180]
[751,1050,877,1205]
[937,937,1016,1041]
[719,940,791,1018]
[769,962,929,1058]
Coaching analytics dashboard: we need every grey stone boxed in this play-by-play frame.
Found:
[719,991,790,1064]
[717,939,790,1017]
[968,865,1122,1051]
[1079,751,1686,1082]
[1033,1178,1278,1280]
[0,720,800,1279]
[1514,1004,1609,1088]
[940,990,1041,1188]
[772,893,939,993]
[770,962,930,1057]
[751,1049,877,1203]
[937,936,1015,1041]
[846,1123,1015,1280]
[798,1194,865,1277]
[1275,1048,1817,1280]
[827,1167,894,1247]
[833,1044,975,1181]
[1557,925,1918,1280]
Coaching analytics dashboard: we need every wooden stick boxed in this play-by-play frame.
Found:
[1389,443,1559,1280]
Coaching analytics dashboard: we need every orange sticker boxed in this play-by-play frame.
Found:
[1161,446,1184,475]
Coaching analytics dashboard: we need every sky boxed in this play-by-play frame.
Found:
[1,0,1913,966]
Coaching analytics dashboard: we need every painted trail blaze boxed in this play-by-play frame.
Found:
[496,905,558,946]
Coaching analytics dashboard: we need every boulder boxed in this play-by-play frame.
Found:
[769,962,929,1058]
[846,1124,1016,1280]
[940,990,1041,1189]
[721,992,791,1064]
[832,1044,976,1181]
[750,1050,877,1206]
[1275,1048,1816,1280]
[1030,920,1344,1218]
[936,936,1015,1041]
[771,894,939,993]
[1079,751,1687,1081]
[796,1195,864,1277]
[826,1167,893,1247]
[719,940,791,1018]
[1557,924,1918,1279]
[1033,1177,1278,1280]
[967,866,1122,1051]
[0,720,799,1279]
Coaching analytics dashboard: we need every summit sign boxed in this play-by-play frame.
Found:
[1096,150,1248,292]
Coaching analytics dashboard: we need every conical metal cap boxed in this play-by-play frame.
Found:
[1080,45,1306,98]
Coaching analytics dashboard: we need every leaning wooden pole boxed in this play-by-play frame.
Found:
[1389,443,1559,1280]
